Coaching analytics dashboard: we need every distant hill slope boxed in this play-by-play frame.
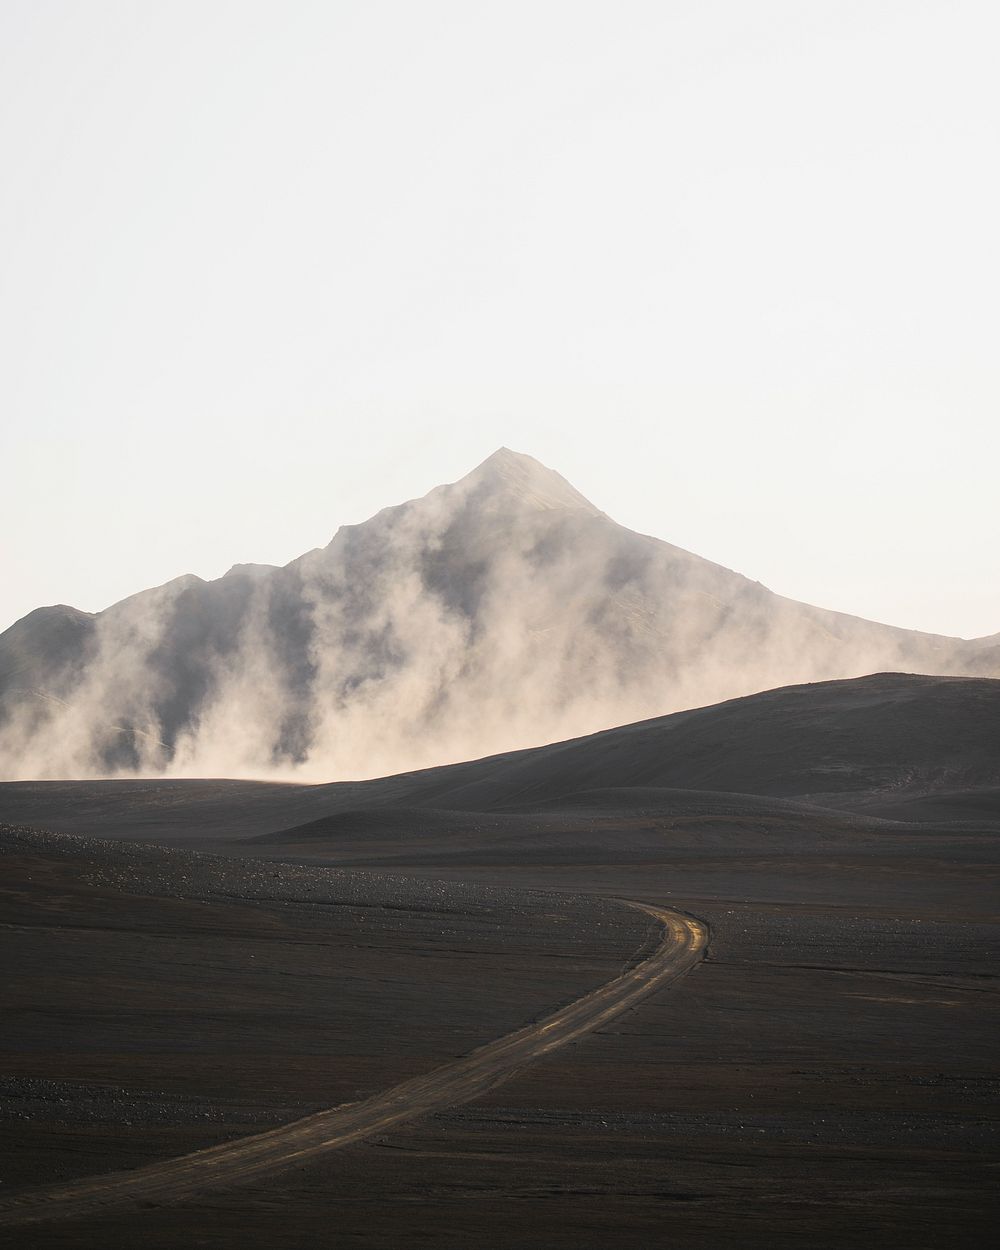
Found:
[347,671,1000,813]
[1,448,996,780]
[2,675,997,843]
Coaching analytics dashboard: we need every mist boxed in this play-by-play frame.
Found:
[0,450,995,784]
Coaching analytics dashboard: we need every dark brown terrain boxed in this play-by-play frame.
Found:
[1,673,998,1247]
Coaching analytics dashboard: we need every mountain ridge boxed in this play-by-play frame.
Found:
[1,449,996,781]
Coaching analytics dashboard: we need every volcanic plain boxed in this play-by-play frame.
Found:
[2,673,998,1248]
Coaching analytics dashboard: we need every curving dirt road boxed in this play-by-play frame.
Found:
[0,901,707,1227]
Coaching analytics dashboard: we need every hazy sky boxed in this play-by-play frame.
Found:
[2,0,997,640]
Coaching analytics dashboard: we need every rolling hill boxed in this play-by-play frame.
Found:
[2,673,997,848]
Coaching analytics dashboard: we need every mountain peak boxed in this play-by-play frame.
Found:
[460,447,602,516]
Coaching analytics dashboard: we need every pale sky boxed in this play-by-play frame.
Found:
[2,0,997,640]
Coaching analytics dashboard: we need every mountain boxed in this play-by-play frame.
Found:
[0,448,996,781]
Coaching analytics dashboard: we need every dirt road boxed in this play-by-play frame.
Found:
[0,901,706,1227]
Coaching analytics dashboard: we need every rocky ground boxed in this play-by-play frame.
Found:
[0,825,650,1200]
[3,675,999,1247]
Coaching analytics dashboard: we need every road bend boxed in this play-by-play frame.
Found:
[0,901,707,1227]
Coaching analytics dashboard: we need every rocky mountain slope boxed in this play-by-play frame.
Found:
[1,449,996,780]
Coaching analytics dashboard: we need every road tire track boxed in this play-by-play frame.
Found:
[0,901,707,1227]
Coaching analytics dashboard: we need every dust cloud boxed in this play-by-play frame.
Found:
[0,451,994,782]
